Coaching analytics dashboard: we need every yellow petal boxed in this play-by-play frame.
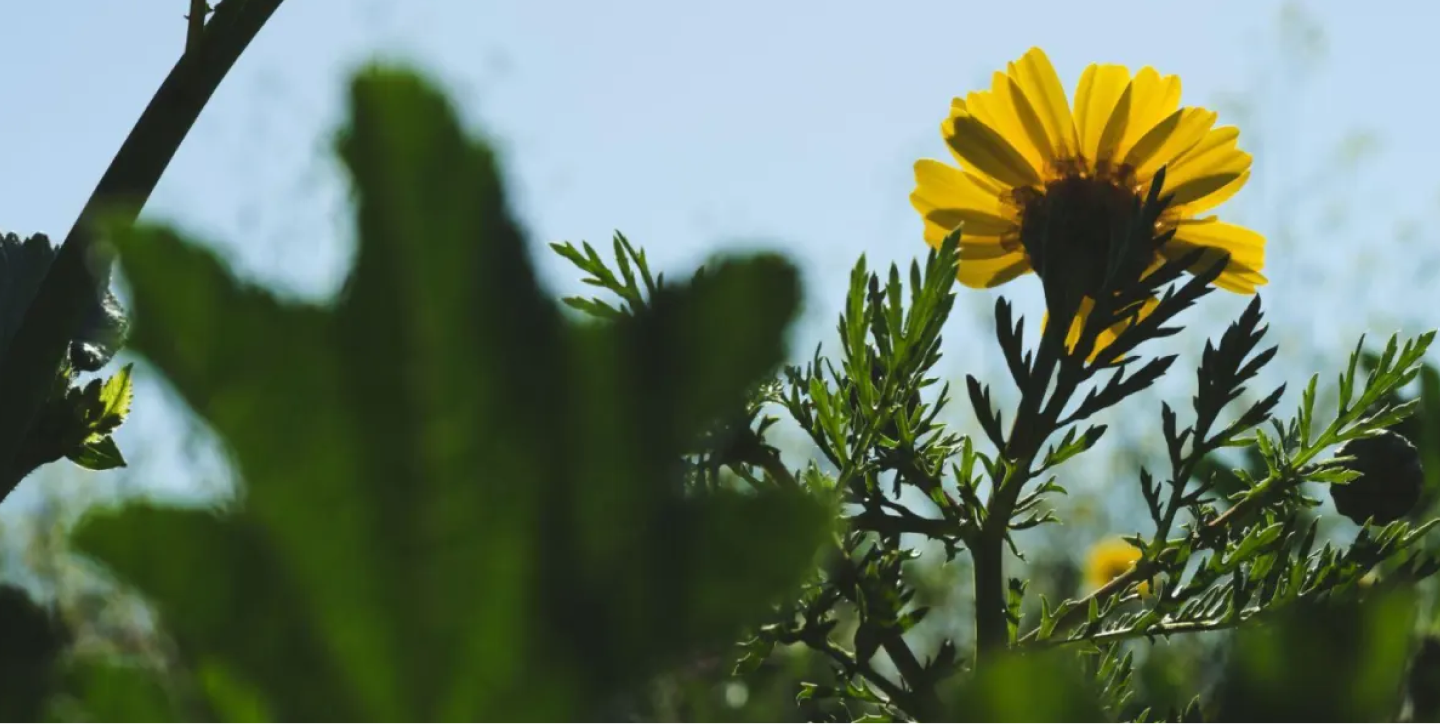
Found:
[1059,296,1096,353]
[1170,219,1265,269]
[955,251,1032,288]
[1041,295,1159,362]
[911,159,1018,239]
[1171,126,1241,167]
[1162,245,1267,293]
[1074,64,1132,166]
[958,74,1048,174]
[1125,107,1218,181]
[920,208,1017,237]
[1214,268,1269,294]
[936,111,1014,197]
[1165,220,1267,293]
[921,218,1013,249]
[1169,127,1246,176]
[1076,296,1161,361]
[912,159,1010,217]
[1176,170,1249,216]
[945,113,1043,189]
[1166,128,1251,206]
[1008,47,1078,160]
[1005,76,1057,165]
[1168,172,1243,207]
[958,235,1022,259]
[918,220,1017,253]
[1118,67,1182,161]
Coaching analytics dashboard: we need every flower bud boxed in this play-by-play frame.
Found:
[1331,429,1424,525]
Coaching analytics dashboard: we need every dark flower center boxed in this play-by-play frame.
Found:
[1014,172,1153,301]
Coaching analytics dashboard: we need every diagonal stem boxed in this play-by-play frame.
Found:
[0,0,286,500]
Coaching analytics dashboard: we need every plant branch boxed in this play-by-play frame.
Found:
[833,546,942,719]
[0,0,286,500]
[812,639,916,713]
[1028,405,1386,645]
[849,509,965,539]
[879,635,941,720]
[1029,615,1245,650]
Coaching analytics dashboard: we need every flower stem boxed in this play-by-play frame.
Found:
[973,295,1082,659]
[971,526,1010,655]
[0,0,287,499]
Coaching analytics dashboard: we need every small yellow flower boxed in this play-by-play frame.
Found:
[1084,537,1148,595]
[911,48,1266,352]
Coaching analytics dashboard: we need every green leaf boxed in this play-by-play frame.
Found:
[55,662,179,722]
[67,435,127,470]
[548,232,664,318]
[97,362,134,424]
[198,661,273,722]
[86,66,826,720]
[940,650,1104,721]
[72,506,355,721]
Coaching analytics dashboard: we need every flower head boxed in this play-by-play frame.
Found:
[911,48,1265,349]
[1084,537,1147,594]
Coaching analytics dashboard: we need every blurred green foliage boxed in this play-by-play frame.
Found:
[38,67,832,720]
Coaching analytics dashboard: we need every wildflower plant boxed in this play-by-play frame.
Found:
[557,49,1440,720]
[3,9,1437,718]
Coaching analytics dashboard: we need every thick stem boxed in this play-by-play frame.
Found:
[973,294,1085,660]
[882,636,943,721]
[972,527,1009,656]
[0,0,286,500]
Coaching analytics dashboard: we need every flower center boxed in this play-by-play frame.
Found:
[1013,167,1155,300]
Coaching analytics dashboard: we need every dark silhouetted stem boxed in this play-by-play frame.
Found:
[974,292,1083,659]
[0,0,285,499]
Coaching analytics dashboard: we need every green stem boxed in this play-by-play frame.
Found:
[971,526,1009,655]
[0,0,286,499]
[880,636,942,721]
[1028,614,1243,650]
[813,640,915,713]
[973,295,1083,659]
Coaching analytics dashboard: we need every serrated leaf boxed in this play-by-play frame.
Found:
[96,363,134,423]
[67,435,126,471]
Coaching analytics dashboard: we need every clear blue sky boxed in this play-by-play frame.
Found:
[1,1,1436,508]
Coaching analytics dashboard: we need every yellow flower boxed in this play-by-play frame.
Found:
[911,48,1266,351]
[1084,537,1148,595]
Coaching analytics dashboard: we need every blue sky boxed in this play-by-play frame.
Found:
[1,1,1437,510]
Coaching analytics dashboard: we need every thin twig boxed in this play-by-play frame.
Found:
[849,509,964,539]
[1028,615,1244,651]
